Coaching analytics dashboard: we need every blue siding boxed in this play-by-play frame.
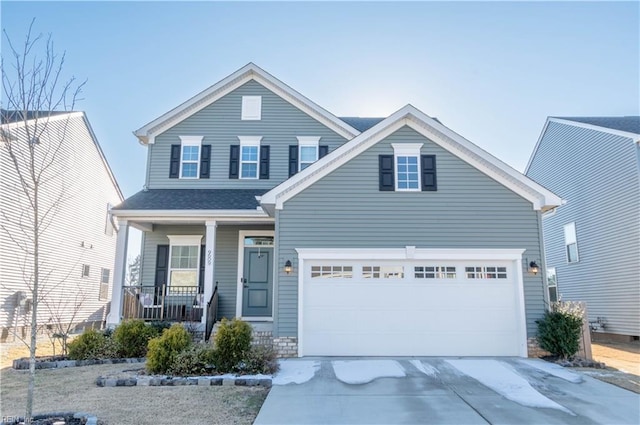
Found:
[275,125,545,338]
[146,80,347,189]
[527,121,640,337]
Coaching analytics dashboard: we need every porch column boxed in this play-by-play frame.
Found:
[107,219,129,328]
[201,220,217,326]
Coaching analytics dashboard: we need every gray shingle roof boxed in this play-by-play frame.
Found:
[339,117,385,132]
[113,189,268,210]
[1,109,72,124]
[558,116,640,135]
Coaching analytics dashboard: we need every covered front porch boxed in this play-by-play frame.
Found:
[107,195,276,339]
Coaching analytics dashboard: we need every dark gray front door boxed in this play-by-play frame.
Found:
[242,246,273,317]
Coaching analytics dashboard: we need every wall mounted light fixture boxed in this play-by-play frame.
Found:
[527,259,540,275]
[284,260,292,274]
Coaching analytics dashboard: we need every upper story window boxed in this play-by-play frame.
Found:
[380,144,437,192]
[392,143,422,191]
[179,136,202,178]
[564,222,579,263]
[297,137,320,171]
[241,96,262,120]
[238,136,262,179]
[169,136,210,179]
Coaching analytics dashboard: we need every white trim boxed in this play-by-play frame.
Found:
[297,136,321,146]
[106,220,129,327]
[202,222,217,326]
[111,209,271,219]
[134,63,360,144]
[236,230,276,318]
[391,142,423,155]
[295,247,528,358]
[238,136,262,145]
[240,316,273,322]
[178,136,203,179]
[167,235,203,246]
[261,105,562,212]
[525,117,640,174]
[241,96,262,120]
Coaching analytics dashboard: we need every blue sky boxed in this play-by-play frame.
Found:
[2,0,639,201]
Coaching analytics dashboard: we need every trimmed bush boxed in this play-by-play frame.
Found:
[146,324,192,374]
[113,319,158,358]
[536,302,584,359]
[68,329,109,360]
[169,344,217,376]
[213,318,252,372]
[238,345,279,375]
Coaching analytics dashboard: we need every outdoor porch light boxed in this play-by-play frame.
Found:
[528,260,540,275]
[284,260,292,274]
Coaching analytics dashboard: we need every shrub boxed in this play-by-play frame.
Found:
[238,345,279,375]
[146,324,192,374]
[169,344,217,376]
[536,302,584,359]
[148,320,172,335]
[113,319,158,358]
[68,329,108,360]
[213,318,252,372]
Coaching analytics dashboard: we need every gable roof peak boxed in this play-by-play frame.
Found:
[133,63,360,144]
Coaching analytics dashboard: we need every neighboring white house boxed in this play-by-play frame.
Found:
[0,110,123,342]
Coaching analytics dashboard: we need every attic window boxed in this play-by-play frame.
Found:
[241,96,262,120]
[392,143,423,191]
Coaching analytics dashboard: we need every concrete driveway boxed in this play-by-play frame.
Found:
[254,358,640,424]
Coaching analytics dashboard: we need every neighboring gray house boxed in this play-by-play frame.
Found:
[526,117,640,342]
[109,63,561,357]
[0,110,123,341]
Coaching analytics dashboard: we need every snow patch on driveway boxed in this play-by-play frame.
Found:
[332,360,406,384]
[273,360,320,385]
[410,360,438,377]
[519,359,583,383]
[446,359,575,415]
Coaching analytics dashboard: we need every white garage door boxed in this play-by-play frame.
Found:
[298,248,527,357]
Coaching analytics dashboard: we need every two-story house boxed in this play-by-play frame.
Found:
[109,63,561,357]
[526,117,640,342]
[1,110,123,341]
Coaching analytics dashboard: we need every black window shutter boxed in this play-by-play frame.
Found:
[199,245,206,293]
[288,145,298,177]
[229,145,240,179]
[421,155,437,191]
[379,155,395,191]
[169,145,180,178]
[155,245,169,290]
[319,145,329,159]
[259,145,270,179]
[199,145,211,179]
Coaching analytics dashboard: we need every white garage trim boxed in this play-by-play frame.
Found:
[295,247,528,358]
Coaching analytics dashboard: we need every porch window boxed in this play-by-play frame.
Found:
[167,235,203,291]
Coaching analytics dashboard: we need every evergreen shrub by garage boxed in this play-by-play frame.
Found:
[536,302,584,359]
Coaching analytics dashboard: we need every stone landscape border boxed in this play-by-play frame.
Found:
[12,357,145,370]
[95,375,272,388]
[0,411,98,425]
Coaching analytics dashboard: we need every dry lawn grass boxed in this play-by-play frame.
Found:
[0,363,268,424]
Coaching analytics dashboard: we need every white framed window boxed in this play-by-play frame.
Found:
[238,136,261,179]
[241,96,262,120]
[297,136,320,171]
[465,266,507,279]
[415,266,456,279]
[363,265,404,279]
[547,267,558,303]
[179,136,203,179]
[564,222,579,263]
[392,143,423,191]
[311,265,353,279]
[167,235,203,293]
[99,268,110,301]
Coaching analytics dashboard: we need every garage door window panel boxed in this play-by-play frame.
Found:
[465,266,507,279]
[363,265,404,279]
[415,266,456,279]
[311,265,353,279]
